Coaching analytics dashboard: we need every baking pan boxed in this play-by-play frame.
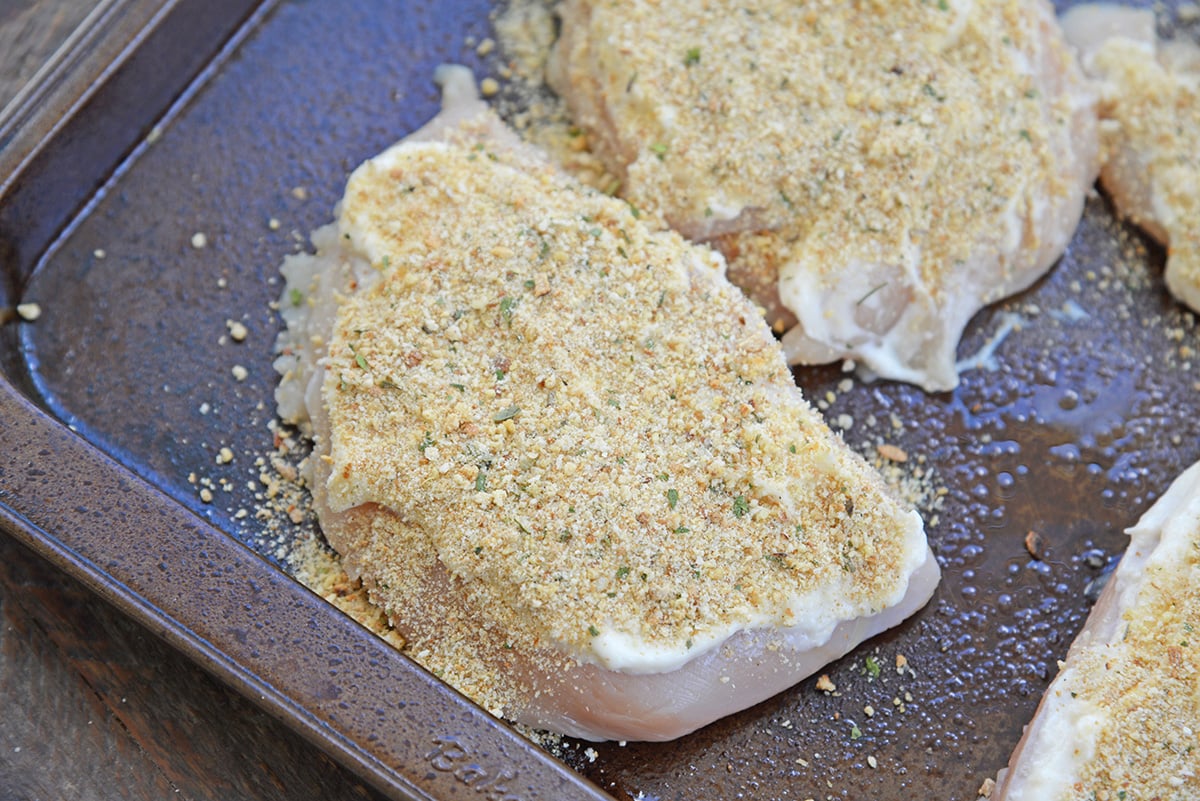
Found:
[0,1,1196,799]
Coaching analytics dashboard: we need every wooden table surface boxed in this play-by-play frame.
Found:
[0,4,390,799]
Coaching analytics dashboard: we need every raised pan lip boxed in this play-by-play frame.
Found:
[0,2,614,799]
[0,0,163,196]
[0,379,613,801]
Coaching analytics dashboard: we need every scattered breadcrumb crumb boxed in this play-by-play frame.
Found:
[1024,529,1045,560]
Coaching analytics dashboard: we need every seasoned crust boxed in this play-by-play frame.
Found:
[549,0,1099,390]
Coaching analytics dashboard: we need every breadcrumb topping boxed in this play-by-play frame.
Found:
[319,140,925,671]
[549,0,1096,389]
[553,0,1082,287]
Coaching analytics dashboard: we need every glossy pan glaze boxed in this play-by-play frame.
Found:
[0,1,1197,799]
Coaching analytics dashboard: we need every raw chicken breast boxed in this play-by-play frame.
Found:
[275,68,939,742]
[1061,4,1200,313]
[548,0,1099,391]
[993,460,1200,799]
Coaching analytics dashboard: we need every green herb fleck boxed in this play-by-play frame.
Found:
[732,495,750,518]
[650,143,669,160]
[500,296,517,326]
[475,471,487,492]
[856,282,888,306]
[349,344,370,371]
[684,47,701,67]
[616,566,631,580]
[418,432,435,453]
[674,526,690,534]
[850,724,863,740]
[667,488,679,509]
[493,405,521,422]
[588,625,600,637]
[864,656,881,679]
[1019,129,1032,142]
[289,288,303,306]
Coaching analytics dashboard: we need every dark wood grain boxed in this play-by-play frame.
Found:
[0,534,391,801]
[0,0,95,112]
